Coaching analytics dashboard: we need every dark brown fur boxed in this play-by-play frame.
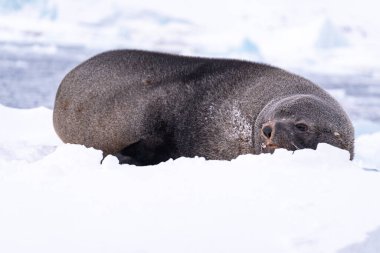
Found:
[53,50,354,165]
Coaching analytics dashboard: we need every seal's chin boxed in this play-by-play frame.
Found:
[260,138,300,154]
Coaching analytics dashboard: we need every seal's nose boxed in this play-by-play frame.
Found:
[262,125,273,139]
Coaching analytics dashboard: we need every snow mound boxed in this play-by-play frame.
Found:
[355,131,380,169]
[0,104,59,145]
[1,105,380,253]
[0,105,60,162]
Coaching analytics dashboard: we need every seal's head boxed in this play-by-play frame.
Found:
[253,94,354,159]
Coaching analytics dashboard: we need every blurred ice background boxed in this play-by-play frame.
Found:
[0,0,379,133]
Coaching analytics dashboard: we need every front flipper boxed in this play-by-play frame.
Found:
[113,137,177,166]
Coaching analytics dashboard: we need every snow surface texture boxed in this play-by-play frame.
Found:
[1,105,380,253]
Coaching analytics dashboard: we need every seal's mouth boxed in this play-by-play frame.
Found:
[258,119,313,154]
[261,142,279,154]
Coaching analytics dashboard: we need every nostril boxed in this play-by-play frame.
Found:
[262,125,272,139]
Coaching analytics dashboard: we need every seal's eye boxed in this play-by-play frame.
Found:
[295,123,308,132]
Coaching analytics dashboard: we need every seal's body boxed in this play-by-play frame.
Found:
[53,50,354,165]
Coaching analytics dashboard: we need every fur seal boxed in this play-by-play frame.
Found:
[53,50,354,165]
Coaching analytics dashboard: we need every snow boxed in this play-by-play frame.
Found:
[355,132,380,169]
[0,104,380,253]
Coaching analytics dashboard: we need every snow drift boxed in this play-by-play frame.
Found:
[1,105,380,253]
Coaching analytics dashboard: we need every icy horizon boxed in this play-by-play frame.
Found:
[0,0,379,76]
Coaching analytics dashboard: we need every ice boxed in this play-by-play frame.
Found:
[0,0,379,76]
[315,19,349,49]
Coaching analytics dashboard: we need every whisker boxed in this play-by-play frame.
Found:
[261,142,266,152]
[291,142,300,150]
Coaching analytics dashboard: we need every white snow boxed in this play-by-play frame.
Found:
[355,132,380,169]
[0,105,380,253]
